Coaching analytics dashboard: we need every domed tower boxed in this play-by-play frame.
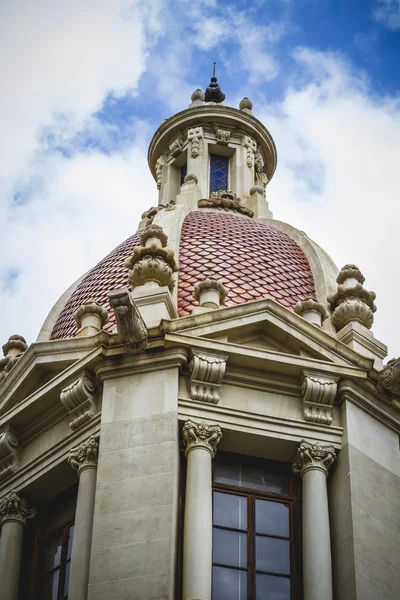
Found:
[0,72,399,600]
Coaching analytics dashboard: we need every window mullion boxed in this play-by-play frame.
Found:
[248,494,255,600]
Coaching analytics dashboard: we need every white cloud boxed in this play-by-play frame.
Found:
[261,48,400,355]
[373,0,400,30]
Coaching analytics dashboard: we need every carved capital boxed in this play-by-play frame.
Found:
[0,427,20,482]
[301,372,338,425]
[182,420,222,457]
[109,288,148,352]
[377,357,400,401]
[328,265,376,331]
[61,371,97,431]
[188,126,204,158]
[68,435,99,475]
[293,440,336,477]
[0,490,36,527]
[189,350,229,403]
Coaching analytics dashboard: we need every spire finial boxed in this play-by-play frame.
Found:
[205,63,225,103]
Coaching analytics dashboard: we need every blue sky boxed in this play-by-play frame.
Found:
[0,0,399,355]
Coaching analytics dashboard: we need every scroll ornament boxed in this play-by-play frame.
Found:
[182,420,222,457]
[0,428,19,482]
[189,350,228,403]
[301,373,338,425]
[60,372,97,431]
[377,357,400,402]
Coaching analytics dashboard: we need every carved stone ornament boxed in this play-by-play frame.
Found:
[198,191,254,218]
[60,371,97,431]
[0,335,28,383]
[242,135,257,168]
[68,435,99,475]
[109,288,148,352]
[0,490,36,527]
[0,427,19,482]
[188,126,204,158]
[189,350,229,404]
[169,136,184,158]
[155,155,166,190]
[294,298,328,327]
[254,148,265,173]
[214,126,232,145]
[193,277,228,307]
[293,440,336,477]
[183,173,198,185]
[141,201,176,225]
[301,373,338,425]
[74,302,108,330]
[328,265,376,331]
[140,223,168,248]
[377,357,400,401]
[182,420,222,457]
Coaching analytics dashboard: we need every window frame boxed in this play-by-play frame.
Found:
[209,152,230,194]
[212,454,302,600]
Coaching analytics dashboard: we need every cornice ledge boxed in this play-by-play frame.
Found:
[338,378,400,434]
[161,298,373,371]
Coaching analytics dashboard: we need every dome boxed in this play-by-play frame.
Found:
[49,210,316,340]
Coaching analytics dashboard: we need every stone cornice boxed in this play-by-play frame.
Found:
[182,420,222,458]
[293,440,336,477]
[0,489,36,527]
[338,378,400,434]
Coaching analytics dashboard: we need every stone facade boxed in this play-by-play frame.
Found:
[0,84,399,600]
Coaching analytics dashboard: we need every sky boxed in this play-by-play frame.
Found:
[0,0,399,358]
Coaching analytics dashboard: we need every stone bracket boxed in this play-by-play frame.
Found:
[60,370,97,431]
[301,371,339,425]
[0,426,19,482]
[109,288,149,352]
[189,350,229,404]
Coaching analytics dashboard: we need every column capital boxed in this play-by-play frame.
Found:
[182,420,222,458]
[68,435,99,475]
[293,440,336,477]
[0,489,36,527]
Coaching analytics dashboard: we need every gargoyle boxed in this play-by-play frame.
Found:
[109,288,148,352]
[377,358,400,401]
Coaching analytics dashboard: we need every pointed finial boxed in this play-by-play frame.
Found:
[204,63,225,103]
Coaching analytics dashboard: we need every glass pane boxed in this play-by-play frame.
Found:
[256,536,290,575]
[40,535,63,574]
[67,525,74,559]
[214,492,247,531]
[256,573,291,600]
[210,154,229,192]
[39,569,60,600]
[256,500,289,537]
[213,529,247,568]
[214,454,290,494]
[180,163,187,185]
[212,566,247,600]
[63,561,70,599]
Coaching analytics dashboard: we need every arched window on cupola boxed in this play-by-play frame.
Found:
[210,153,229,193]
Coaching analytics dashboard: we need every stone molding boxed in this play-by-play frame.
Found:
[293,440,336,477]
[109,288,148,352]
[0,335,28,384]
[182,420,222,458]
[377,358,400,402]
[188,126,204,158]
[68,435,100,475]
[193,277,228,308]
[0,490,36,527]
[198,190,254,217]
[0,427,19,482]
[301,372,338,425]
[328,265,376,331]
[189,350,229,404]
[74,302,108,330]
[60,371,97,431]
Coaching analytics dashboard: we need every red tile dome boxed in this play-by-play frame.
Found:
[50,211,316,340]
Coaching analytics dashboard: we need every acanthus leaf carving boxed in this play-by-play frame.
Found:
[68,435,100,475]
[60,371,97,431]
[0,490,36,526]
[182,420,222,457]
[109,288,148,352]
[301,372,338,425]
[0,426,19,482]
[328,265,376,331]
[189,350,229,404]
[377,357,400,401]
[293,440,336,477]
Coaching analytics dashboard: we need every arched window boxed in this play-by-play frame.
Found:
[210,154,229,193]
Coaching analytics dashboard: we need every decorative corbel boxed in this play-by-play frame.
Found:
[214,124,233,145]
[242,135,257,168]
[60,371,97,431]
[169,134,185,158]
[109,288,148,352]
[188,126,204,158]
[377,357,400,402]
[0,427,19,482]
[189,350,229,403]
[301,371,339,425]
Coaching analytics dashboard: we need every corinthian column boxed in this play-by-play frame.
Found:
[293,440,336,600]
[68,435,99,600]
[182,420,222,600]
[0,490,35,600]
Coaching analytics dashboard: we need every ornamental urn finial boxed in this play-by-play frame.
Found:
[204,62,225,103]
[328,265,376,331]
